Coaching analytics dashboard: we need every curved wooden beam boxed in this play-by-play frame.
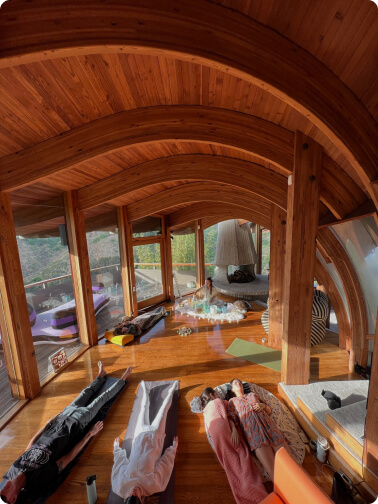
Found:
[314,256,351,352]
[128,182,273,222]
[317,227,368,369]
[0,106,365,219]
[167,202,271,229]
[79,155,287,210]
[0,0,376,205]
[0,106,293,187]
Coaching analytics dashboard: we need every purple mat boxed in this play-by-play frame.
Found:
[106,380,179,504]
[0,293,109,347]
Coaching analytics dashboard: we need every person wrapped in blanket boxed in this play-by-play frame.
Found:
[228,378,288,480]
[113,306,167,337]
[194,277,219,304]
[1,362,132,504]
[200,387,268,504]
[111,381,178,504]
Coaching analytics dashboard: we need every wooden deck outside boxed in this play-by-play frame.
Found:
[0,300,362,503]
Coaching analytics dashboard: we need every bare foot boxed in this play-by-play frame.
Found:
[98,361,106,378]
[121,366,133,381]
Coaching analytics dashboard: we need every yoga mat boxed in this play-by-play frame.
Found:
[1,376,127,504]
[226,338,282,372]
[106,380,179,504]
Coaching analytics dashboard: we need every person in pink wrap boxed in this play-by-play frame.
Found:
[200,387,268,504]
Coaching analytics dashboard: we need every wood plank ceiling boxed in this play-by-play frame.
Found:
[0,0,376,234]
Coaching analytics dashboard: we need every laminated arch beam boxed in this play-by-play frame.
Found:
[0,0,376,206]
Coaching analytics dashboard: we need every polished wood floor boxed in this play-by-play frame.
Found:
[0,300,360,503]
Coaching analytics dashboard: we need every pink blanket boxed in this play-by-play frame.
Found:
[203,398,268,504]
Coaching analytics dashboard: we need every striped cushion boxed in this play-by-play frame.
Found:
[261,291,329,346]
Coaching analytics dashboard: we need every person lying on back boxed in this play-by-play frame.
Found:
[1,362,132,504]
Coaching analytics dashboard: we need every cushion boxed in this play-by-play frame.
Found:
[51,307,77,329]
[259,493,283,504]
[104,330,134,346]
[233,300,251,313]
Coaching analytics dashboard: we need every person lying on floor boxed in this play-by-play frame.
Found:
[228,378,288,480]
[113,305,167,337]
[200,387,268,504]
[1,362,132,504]
[111,380,178,504]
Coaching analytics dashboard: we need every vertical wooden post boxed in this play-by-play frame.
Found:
[164,220,174,301]
[268,205,287,348]
[118,207,138,317]
[363,309,378,486]
[282,131,323,385]
[195,219,205,288]
[0,192,40,398]
[64,191,97,346]
[255,224,262,274]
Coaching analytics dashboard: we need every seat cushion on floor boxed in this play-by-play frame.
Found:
[104,330,134,346]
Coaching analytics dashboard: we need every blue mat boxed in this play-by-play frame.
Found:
[1,376,127,504]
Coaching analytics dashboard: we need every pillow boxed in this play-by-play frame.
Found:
[233,300,251,313]
[104,330,134,347]
[51,307,77,329]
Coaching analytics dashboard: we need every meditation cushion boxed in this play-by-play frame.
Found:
[51,307,77,329]
[28,303,37,327]
[104,330,134,346]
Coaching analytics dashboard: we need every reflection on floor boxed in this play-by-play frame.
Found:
[0,298,362,503]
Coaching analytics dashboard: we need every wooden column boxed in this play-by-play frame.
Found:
[282,132,323,385]
[195,219,205,287]
[118,207,138,317]
[363,310,378,487]
[64,191,97,346]
[255,224,262,274]
[164,221,174,302]
[268,206,287,348]
[0,192,40,399]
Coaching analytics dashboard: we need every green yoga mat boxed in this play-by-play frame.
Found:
[226,338,282,372]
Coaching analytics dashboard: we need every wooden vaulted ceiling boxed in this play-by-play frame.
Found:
[0,0,377,236]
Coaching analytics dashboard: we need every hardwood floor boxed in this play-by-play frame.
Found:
[0,300,361,503]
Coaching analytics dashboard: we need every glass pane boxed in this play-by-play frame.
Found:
[132,216,162,238]
[261,229,271,274]
[316,251,350,322]
[133,243,163,302]
[204,224,218,279]
[171,231,196,297]
[331,216,378,334]
[85,211,124,339]
[13,196,84,384]
[0,290,20,419]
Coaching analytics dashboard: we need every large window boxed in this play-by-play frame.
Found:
[133,242,164,306]
[171,226,196,297]
[13,196,83,384]
[85,211,124,339]
[204,224,218,279]
[332,216,378,341]
[0,290,20,419]
[261,229,271,274]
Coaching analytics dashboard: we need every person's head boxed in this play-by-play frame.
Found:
[230,378,244,397]
[205,277,213,293]
[200,387,217,409]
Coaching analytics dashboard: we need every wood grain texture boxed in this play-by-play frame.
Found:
[314,257,351,352]
[127,182,273,223]
[0,300,363,503]
[282,132,323,385]
[118,207,138,317]
[268,205,286,348]
[363,312,378,486]
[0,0,376,204]
[0,192,40,399]
[317,227,369,370]
[64,191,97,346]
[167,202,271,229]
